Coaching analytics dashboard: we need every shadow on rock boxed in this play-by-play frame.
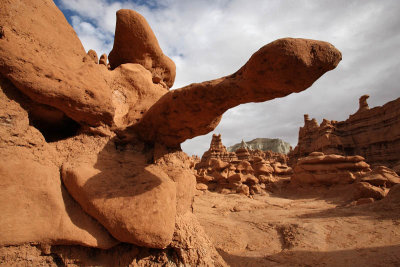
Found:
[61,137,177,248]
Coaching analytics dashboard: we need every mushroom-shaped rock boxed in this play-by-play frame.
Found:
[109,9,176,88]
[133,38,341,147]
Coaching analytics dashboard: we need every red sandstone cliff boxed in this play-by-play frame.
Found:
[290,95,400,169]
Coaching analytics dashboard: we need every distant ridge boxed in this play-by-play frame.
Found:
[227,138,291,154]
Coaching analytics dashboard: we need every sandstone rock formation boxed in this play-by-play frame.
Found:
[195,134,292,195]
[291,152,371,185]
[228,137,292,154]
[291,152,400,202]
[132,38,342,147]
[290,95,400,168]
[108,9,176,88]
[0,0,341,265]
[0,0,168,129]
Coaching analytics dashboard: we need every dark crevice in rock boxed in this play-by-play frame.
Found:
[28,107,80,142]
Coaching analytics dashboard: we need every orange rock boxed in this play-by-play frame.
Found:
[62,153,177,248]
[354,182,387,200]
[355,198,375,205]
[0,0,168,128]
[0,157,117,249]
[292,153,370,185]
[99,53,108,66]
[360,166,400,187]
[108,9,176,88]
[134,38,341,147]
[83,49,98,64]
[197,183,209,191]
[290,95,400,168]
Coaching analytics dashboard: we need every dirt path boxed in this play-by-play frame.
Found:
[193,186,400,266]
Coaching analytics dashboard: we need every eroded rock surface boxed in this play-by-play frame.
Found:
[0,0,342,265]
[290,95,400,168]
[195,134,292,195]
[133,38,342,147]
[291,152,371,185]
[108,9,176,88]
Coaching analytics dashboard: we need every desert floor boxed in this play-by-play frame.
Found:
[194,185,400,267]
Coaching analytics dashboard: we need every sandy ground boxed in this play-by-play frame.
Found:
[193,185,400,267]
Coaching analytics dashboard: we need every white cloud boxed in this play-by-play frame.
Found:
[55,0,400,156]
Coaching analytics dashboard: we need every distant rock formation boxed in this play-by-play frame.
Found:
[289,95,400,169]
[291,152,371,185]
[228,138,292,154]
[195,134,292,195]
[291,152,400,202]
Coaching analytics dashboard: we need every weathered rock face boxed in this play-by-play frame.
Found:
[196,134,237,168]
[0,77,117,249]
[228,138,292,154]
[291,152,400,202]
[290,95,400,168]
[0,0,341,265]
[0,0,168,129]
[291,152,371,185]
[132,38,342,147]
[195,135,292,195]
[108,9,176,88]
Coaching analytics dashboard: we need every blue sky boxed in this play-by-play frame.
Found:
[54,0,400,156]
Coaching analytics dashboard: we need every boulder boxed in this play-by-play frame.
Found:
[354,182,387,200]
[61,148,177,248]
[360,166,400,187]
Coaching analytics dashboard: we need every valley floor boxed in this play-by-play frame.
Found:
[193,185,400,267]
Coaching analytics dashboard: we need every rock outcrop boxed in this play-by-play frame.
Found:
[0,0,341,265]
[290,95,400,168]
[108,9,176,88]
[228,138,292,154]
[195,134,292,195]
[291,152,400,202]
[132,38,342,147]
[291,152,371,185]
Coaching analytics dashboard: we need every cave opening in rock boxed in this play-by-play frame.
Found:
[28,105,80,142]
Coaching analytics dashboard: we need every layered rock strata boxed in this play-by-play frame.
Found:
[291,152,371,185]
[290,95,400,168]
[291,152,400,202]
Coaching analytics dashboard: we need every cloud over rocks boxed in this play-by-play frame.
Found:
[54,0,400,156]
